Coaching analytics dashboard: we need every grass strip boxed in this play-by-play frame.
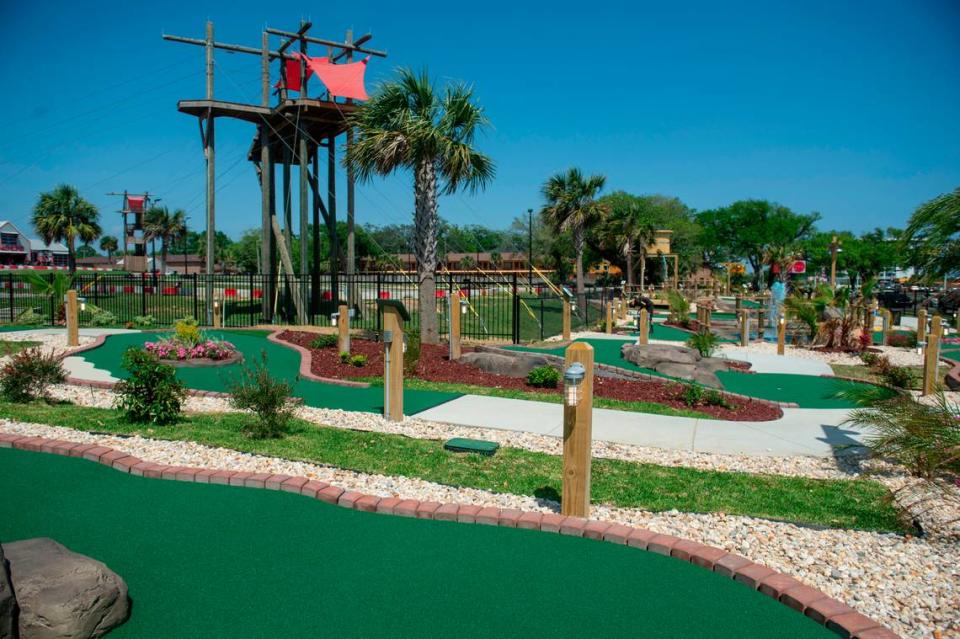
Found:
[356,376,714,420]
[830,364,950,391]
[0,400,905,533]
[0,339,40,356]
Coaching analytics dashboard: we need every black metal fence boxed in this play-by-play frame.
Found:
[0,271,617,343]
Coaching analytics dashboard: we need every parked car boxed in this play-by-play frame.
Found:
[876,290,913,310]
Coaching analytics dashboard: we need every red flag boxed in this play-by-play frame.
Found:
[297,54,369,101]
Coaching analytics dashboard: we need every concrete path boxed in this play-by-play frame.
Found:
[715,347,834,376]
[10,327,137,383]
[411,395,865,458]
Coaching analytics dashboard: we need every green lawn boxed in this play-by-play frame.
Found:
[0,446,836,639]
[0,400,905,533]
[0,339,40,356]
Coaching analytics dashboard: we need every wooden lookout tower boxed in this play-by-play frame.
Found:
[164,21,386,324]
[107,190,156,273]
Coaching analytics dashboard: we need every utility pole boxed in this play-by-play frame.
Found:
[204,20,216,324]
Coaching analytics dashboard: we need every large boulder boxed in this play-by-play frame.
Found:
[460,352,551,378]
[4,538,129,639]
[620,343,700,368]
[0,545,15,639]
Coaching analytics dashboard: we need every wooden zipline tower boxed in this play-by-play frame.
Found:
[164,21,386,324]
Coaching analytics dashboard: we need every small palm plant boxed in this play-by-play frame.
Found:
[687,330,720,357]
[21,271,72,323]
[666,289,690,326]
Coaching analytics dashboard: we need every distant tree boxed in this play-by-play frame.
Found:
[144,206,186,273]
[697,200,819,288]
[99,235,118,263]
[901,187,960,279]
[31,184,101,273]
[75,244,98,259]
[597,193,657,287]
[346,68,494,344]
[541,168,606,303]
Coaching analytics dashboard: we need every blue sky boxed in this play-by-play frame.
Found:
[1,0,958,247]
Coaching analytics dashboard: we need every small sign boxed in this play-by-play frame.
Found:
[789,260,806,274]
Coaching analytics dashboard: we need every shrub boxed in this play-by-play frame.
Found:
[229,353,295,439]
[887,332,918,349]
[13,308,44,325]
[860,352,880,367]
[526,365,561,388]
[349,354,367,367]
[881,366,916,389]
[705,389,733,409]
[114,348,185,425]
[133,315,155,328]
[174,317,202,346]
[84,304,116,327]
[679,383,704,407]
[403,333,421,375]
[0,348,66,402]
[686,330,719,358]
[310,334,338,349]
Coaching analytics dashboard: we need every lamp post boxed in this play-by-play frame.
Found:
[777,316,786,355]
[830,235,842,290]
[562,342,594,518]
[527,208,533,289]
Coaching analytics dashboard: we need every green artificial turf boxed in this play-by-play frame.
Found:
[0,447,837,638]
[0,402,904,532]
[77,330,458,415]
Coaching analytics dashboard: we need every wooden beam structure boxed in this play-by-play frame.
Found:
[164,21,386,326]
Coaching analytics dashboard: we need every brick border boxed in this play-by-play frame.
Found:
[0,433,899,639]
[265,331,370,388]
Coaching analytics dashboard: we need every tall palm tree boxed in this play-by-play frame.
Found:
[540,168,606,305]
[345,68,494,344]
[99,235,118,264]
[601,199,657,287]
[31,184,101,273]
[145,206,187,274]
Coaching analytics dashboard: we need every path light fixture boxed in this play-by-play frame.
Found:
[382,329,394,417]
[331,311,339,327]
[917,339,925,356]
[564,362,586,407]
[460,296,468,314]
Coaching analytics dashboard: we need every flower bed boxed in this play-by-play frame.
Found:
[276,331,781,421]
[144,337,240,366]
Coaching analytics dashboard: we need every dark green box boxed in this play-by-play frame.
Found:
[443,438,499,456]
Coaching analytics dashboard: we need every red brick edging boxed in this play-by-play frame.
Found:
[0,433,899,639]
[265,331,371,388]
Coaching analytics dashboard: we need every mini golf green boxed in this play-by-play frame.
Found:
[79,330,458,415]
[509,338,884,408]
[0,448,834,638]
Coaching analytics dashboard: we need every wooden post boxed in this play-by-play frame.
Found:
[777,316,786,355]
[619,298,627,321]
[917,308,927,343]
[922,315,942,396]
[65,290,79,347]
[212,300,222,328]
[338,303,350,353]
[880,308,892,346]
[739,310,749,346]
[562,299,571,341]
[605,303,613,334]
[703,304,711,330]
[638,308,649,345]
[735,293,743,312]
[327,134,339,304]
[757,307,765,342]
[449,295,462,360]
[955,311,960,334]
[382,307,404,421]
[562,341,594,518]
[204,20,216,325]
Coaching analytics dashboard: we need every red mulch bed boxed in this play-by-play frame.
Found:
[277,331,781,421]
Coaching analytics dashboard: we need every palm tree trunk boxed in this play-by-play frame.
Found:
[639,250,646,290]
[161,241,169,276]
[574,225,585,312]
[624,243,634,287]
[415,158,440,344]
[67,237,76,273]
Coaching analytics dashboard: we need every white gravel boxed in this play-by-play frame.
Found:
[2,417,957,639]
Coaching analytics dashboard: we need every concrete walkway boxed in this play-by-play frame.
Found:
[411,395,864,458]
[715,347,834,376]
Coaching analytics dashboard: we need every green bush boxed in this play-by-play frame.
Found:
[860,352,880,367]
[526,365,561,388]
[13,308,44,325]
[114,348,185,425]
[174,317,202,346]
[133,315,155,328]
[310,334,338,349]
[667,290,690,326]
[403,333,421,375]
[705,389,733,409]
[0,347,66,402]
[229,353,295,439]
[881,366,916,389]
[349,354,367,367]
[679,383,704,407]
[84,304,116,327]
[686,330,719,357]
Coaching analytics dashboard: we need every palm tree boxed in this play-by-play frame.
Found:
[144,206,187,275]
[901,187,960,279]
[345,69,494,344]
[31,184,101,273]
[601,199,657,287]
[99,236,118,265]
[540,168,606,306]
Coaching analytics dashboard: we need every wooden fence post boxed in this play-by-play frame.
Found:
[739,309,749,347]
[735,294,743,313]
[338,303,350,353]
[562,299,571,341]
[922,315,942,396]
[605,303,613,334]
[917,309,926,343]
[562,341,594,518]
[638,308,649,345]
[449,295,462,361]
[382,307,404,421]
[66,289,79,347]
[880,308,892,346]
[777,316,786,355]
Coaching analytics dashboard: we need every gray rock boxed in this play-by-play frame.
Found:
[654,362,697,380]
[697,357,733,373]
[460,352,550,378]
[0,544,16,639]
[620,343,701,368]
[5,538,129,639]
[691,369,722,388]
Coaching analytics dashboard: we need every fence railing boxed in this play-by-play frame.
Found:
[0,271,619,344]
